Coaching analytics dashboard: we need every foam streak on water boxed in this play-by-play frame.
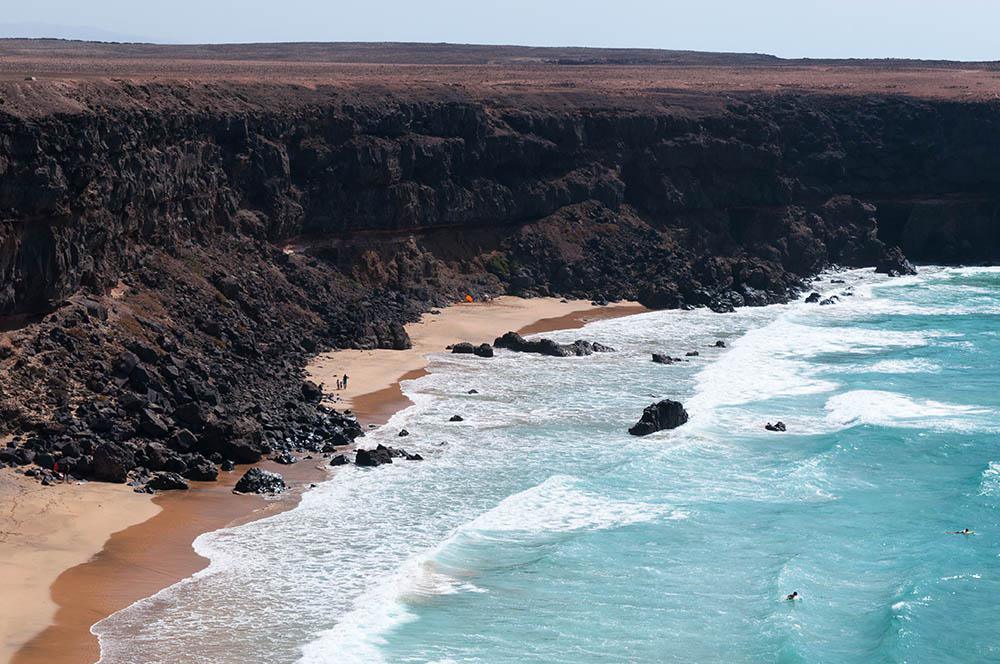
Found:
[94,266,1000,663]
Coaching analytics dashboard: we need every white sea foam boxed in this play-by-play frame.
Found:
[298,475,677,663]
[980,462,1000,496]
[840,358,942,374]
[825,390,991,432]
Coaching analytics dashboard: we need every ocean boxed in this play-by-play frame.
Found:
[94,266,1000,663]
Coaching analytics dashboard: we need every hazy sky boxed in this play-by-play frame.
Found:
[3,0,998,61]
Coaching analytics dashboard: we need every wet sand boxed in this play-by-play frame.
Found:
[308,297,645,425]
[9,296,644,664]
[9,460,329,664]
[0,473,159,662]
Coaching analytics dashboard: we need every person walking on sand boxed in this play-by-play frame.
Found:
[343,374,349,389]
[336,378,342,390]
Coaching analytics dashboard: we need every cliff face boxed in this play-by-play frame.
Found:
[1,83,999,482]
[3,91,999,317]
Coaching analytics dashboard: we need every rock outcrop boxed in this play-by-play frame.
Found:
[493,332,616,357]
[628,400,690,436]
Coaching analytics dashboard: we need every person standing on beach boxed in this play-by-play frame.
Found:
[336,378,342,390]
[343,374,350,389]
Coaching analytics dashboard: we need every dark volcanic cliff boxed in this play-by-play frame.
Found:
[1,77,999,483]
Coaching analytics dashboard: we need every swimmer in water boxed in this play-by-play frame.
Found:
[949,528,975,535]
[785,591,799,601]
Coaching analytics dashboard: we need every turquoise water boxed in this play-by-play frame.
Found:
[95,267,1000,663]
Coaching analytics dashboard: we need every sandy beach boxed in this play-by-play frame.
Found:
[5,296,643,664]
[0,473,159,662]
[308,296,645,424]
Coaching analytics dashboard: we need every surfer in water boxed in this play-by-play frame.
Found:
[785,591,799,601]
[949,528,975,535]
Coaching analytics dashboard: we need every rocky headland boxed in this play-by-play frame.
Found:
[2,41,1000,487]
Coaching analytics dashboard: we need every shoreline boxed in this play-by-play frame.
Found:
[9,296,644,664]
[308,296,646,425]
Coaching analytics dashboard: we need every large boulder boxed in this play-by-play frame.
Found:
[474,343,494,358]
[451,342,475,354]
[875,247,917,277]
[90,442,135,483]
[628,400,690,436]
[145,472,189,491]
[355,446,393,467]
[233,468,286,494]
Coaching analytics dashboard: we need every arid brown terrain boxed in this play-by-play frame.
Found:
[1,40,998,487]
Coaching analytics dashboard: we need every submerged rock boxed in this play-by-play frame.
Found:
[652,353,682,365]
[765,421,787,432]
[628,400,689,436]
[805,292,821,303]
[233,468,286,494]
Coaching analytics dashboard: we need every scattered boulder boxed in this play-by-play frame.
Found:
[330,454,349,466]
[714,340,726,348]
[652,353,682,365]
[451,342,475,354]
[449,415,464,422]
[145,472,189,491]
[233,468,286,494]
[273,452,299,465]
[819,296,839,306]
[685,351,700,357]
[765,421,787,432]
[805,292,821,303]
[474,343,494,358]
[467,389,479,394]
[628,400,690,436]
[398,429,410,437]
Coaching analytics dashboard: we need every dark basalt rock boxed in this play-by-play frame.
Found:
[398,429,410,437]
[474,343,494,358]
[330,454,349,466]
[493,331,616,357]
[451,342,475,354]
[233,468,286,494]
[652,353,682,365]
[805,292,821,303]
[301,380,323,403]
[765,421,787,432]
[714,341,726,348]
[628,400,690,436]
[355,446,393,467]
[685,351,700,357]
[875,247,918,277]
[467,389,479,394]
[819,296,839,306]
[145,471,189,491]
[449,415,464,422]
[273,452,299,464]
[90,442,135,483]
[183,457,219,481]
